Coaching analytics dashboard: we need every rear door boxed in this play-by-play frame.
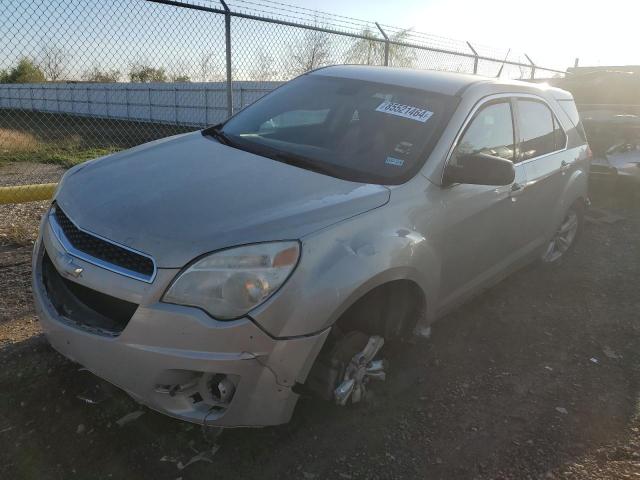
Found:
[515,97,572,246]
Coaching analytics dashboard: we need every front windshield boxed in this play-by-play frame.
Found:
[214,74,458,185]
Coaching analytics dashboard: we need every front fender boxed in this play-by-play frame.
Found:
[250,202,440,338]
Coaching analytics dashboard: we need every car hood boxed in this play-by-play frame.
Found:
[56,132,390,267]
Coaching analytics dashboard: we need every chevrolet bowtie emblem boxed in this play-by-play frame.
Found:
[58,252,84,278]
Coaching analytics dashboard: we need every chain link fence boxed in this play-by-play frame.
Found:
[0,0,568,214]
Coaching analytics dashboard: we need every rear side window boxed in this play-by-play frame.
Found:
[517,100,562,161]
[451,101,515,164]
[558,99,588,142]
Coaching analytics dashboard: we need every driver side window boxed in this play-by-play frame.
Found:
[451,101,515,166]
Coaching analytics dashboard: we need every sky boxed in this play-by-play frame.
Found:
[2,0,637,81]
[295,0,639,70]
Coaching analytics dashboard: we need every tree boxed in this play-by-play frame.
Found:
[344,28,382,65]
[1,57,46,83]
[171,74,191,82]
[250,49,278,81]
[82,66,121,82]
[286,28,332,76]
[198,52,222,82]
[169,60,191,82]
[345,28,416,68]
[40,45,66,81]
[128,63,167,83]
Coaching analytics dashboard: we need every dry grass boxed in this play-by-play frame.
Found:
[0,109,193,168]
[0,129,39,152]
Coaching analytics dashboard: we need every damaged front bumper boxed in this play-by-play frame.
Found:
[32,224,329,427]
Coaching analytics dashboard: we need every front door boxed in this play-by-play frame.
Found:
[436,98,532,311]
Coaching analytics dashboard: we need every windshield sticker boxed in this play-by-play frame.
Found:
[385,156,405,167]
[375,101,434,123]
[394,141,413,156]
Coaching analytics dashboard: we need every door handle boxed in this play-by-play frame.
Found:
[509,182,525,202]
[560,160,572,173]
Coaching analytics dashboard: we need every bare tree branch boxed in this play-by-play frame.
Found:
[198,52,223,82]
[40,45,66,81]
[82,65,121,82]
[286,27,332,76]
[345,29,417,68]
[250,48,279,81]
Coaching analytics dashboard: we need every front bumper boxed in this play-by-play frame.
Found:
[32,219,329,427]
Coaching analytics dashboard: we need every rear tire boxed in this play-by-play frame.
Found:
[541,201,584,264]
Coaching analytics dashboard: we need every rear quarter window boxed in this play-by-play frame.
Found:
[558,99,588,142]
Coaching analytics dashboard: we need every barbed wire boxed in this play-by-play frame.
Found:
[179,0,553,66]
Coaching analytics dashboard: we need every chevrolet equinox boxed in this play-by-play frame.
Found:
[32,66,590,427]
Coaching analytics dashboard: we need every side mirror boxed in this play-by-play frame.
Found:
[444,152,515,186]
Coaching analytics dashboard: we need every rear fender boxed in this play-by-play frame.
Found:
[552,153,589,231]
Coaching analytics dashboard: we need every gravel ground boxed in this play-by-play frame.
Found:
[0,161,65,187]
[0,187,638,480]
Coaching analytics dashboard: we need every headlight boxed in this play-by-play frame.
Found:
[163,241,300,320]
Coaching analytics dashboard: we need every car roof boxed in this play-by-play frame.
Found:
[310,65,571,99]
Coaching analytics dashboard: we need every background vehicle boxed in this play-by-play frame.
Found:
[552,70,640,188]
[32,66,590,427]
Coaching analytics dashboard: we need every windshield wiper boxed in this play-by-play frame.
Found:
[203,127,341,178]
[202,124,235,147]
[268,150,339,178]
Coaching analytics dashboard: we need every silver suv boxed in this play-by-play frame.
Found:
[32,66,589,427]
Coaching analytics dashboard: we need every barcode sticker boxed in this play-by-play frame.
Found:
[385,156,405,167]
[375,101,434,123]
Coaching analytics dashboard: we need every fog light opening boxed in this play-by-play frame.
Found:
[197,373,237,411]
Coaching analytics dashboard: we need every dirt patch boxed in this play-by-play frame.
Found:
[0,189,638,479]
[0,245,34,323]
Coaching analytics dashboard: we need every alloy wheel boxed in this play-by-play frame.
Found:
[542,210,579,263]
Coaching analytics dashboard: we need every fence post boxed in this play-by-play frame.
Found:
[174,85,178,124]
[466,41,479,74]
[220,0,233,118]
[375,22,389,66]
[203,87,208,126]
[125,85,130,118]
[104,85,109,118]
[525,54,536,80]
